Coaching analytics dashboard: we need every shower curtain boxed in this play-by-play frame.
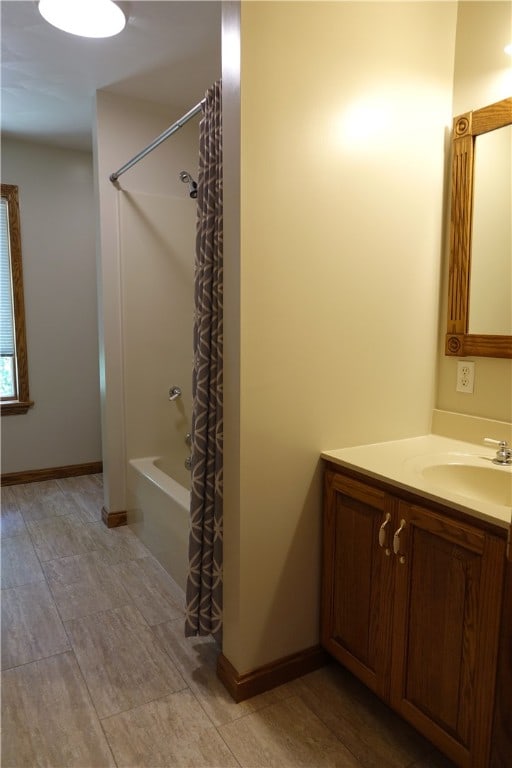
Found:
[185,81,223,642]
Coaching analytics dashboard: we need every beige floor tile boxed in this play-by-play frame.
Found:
[56,474,103,494]
[66,603,187,717]
[56,475,104,523]
[13,480,80,523]
[12,479,60,499]
[294,665,435,768]
[1,651,116,768]
[1,532,45,589]
[26,512,96,561]
[103,688,240,767]
[88,473,103,489]
[85,520,150,564]
[0,488,27,538]
[42,550,132,620]
[153,619,305,727]
[1,485,20,509]
[112,555,185,625]
[0,508,27,540]
[1,580,70,670]
[219,695,363,767]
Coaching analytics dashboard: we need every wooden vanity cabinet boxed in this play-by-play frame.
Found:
[321,465,507,768]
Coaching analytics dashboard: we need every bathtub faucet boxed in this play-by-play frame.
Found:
[168,386,182,401]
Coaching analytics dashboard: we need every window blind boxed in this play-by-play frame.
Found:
[0,198,15,357]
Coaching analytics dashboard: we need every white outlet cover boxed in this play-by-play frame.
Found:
[456,361,475,393]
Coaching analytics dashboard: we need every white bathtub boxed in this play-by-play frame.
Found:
[127,456,191,592]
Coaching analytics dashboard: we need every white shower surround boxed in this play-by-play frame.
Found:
[119,188,196,587]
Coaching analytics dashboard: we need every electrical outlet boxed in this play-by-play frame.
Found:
[456,361,475,393]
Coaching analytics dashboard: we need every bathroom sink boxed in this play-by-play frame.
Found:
[421,463,512,507]
[401,451,512,509]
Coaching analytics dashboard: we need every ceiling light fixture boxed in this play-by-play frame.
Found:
[505,43,512,55]
[38,0,126,39]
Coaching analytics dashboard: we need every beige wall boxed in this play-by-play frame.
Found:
[222,1,458,673]
[436,1,512,421]
[1,139,101,474]
[94,91,200,513]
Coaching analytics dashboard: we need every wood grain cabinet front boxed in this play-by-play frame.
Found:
[321,465,507,768]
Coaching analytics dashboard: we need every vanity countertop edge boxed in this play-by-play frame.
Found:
[321,434,511,532]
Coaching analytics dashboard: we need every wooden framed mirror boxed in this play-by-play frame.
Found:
[445,96,512,358]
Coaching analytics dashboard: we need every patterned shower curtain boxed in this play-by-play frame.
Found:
[185,81,223,642]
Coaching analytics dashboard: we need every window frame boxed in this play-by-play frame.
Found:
[1,184,33,415]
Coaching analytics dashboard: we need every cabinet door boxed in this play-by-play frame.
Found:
[321,470,395,699]
[390,501,506,768]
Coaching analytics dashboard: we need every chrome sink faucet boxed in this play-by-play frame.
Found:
[484,438,512,465]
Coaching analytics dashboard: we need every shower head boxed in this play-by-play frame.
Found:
[179,170,198,199]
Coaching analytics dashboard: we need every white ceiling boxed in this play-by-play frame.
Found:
[0,0,222,151]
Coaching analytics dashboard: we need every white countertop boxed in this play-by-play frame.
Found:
[322,434,512,530]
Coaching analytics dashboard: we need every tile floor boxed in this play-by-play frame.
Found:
[1,475,456,768]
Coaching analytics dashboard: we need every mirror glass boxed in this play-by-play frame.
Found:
[468,125,512,335]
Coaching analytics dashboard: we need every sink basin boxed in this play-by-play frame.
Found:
[421,463,512,507]
[401,451,512,509]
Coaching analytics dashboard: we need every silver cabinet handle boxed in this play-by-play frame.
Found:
[393,519,406,563]
[378,512,392,555]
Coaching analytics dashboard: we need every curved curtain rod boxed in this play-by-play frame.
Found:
[109,99,205,184]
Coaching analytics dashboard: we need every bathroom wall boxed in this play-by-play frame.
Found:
[436,1,512,422]
[94,91,199,514]
[1,139,101,474]
[222,1,458,674]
